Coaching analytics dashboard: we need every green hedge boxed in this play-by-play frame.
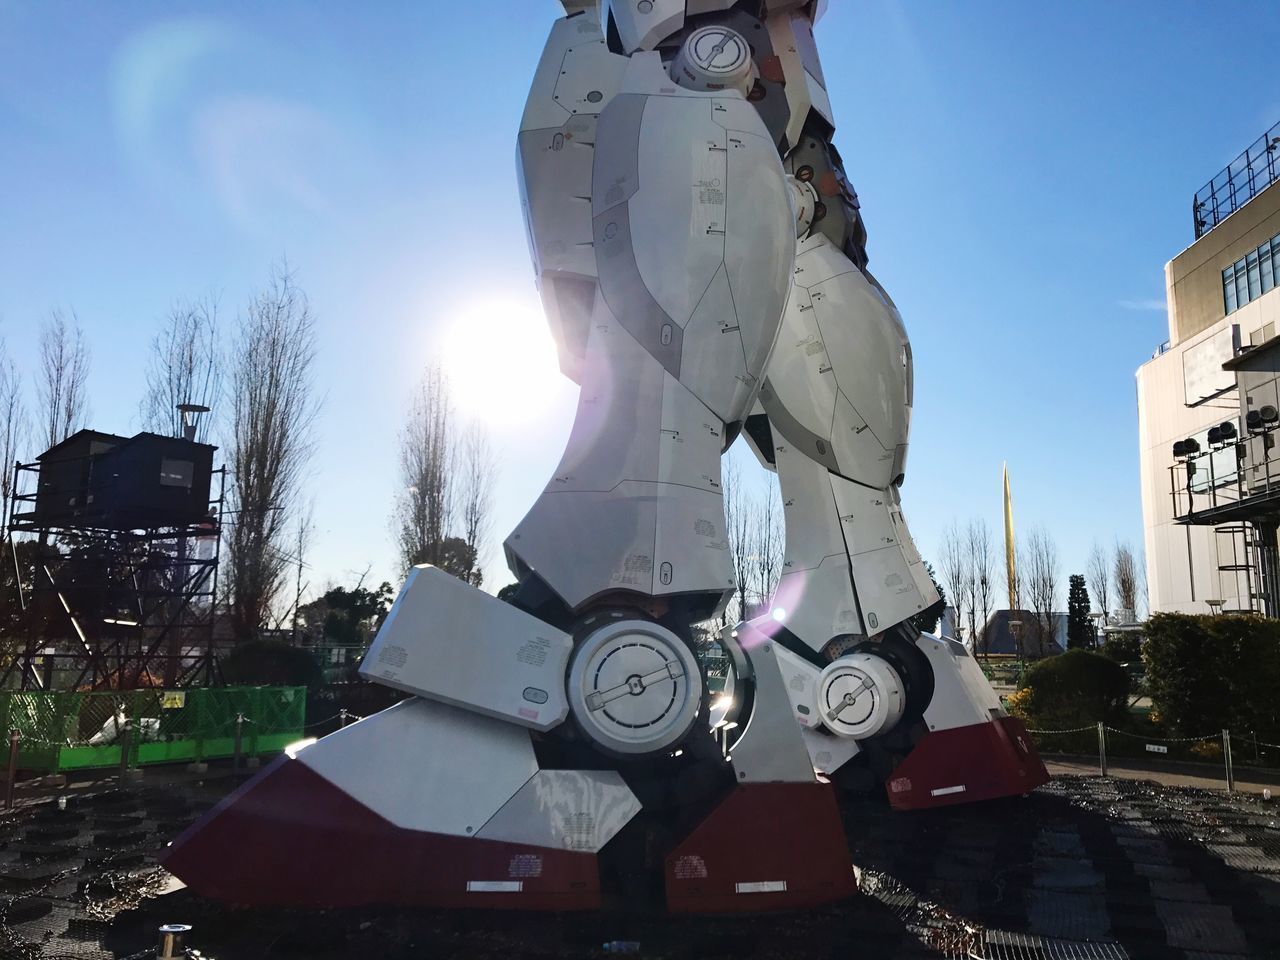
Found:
[1143,613,1280,741]
[1007,650,1129,737]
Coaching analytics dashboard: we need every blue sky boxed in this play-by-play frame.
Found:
[2,1,1278,606]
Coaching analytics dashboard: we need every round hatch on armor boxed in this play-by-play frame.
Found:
[567,619,702,756]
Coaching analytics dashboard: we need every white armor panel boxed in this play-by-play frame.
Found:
[360,566,573,732]
[519,16,628,381]
[603,0,686,53]
[505,313,735,609]
[296,698,539,838]
[592,54,793,423]
[476,769,642,852]
[765,11,833,149]
[769,438,862,653]
[830,475,937,634]
[727,630,822,783]
[800,725,861,775]
[763,232,911,490]
[916,635,1007,733]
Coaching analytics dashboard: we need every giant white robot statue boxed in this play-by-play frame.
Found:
[166,0,1046,912]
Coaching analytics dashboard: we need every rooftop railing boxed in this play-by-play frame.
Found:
[1194,120,1280,240]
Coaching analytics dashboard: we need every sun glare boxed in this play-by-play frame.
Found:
[438,299,563,425]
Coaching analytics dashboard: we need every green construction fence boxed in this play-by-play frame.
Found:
[0,686,306,774]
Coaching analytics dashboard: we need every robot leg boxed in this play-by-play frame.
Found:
[167,50,855,912]
[741,232,1048,806]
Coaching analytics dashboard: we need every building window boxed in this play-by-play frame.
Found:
[1224,232,1280,315]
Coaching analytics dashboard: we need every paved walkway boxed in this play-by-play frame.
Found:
[1046,755,1280,796]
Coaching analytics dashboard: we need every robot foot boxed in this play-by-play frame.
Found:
[164,697,857,913]
[163,750,605,910]
[885,714,1048,811]
[882,635,1049,809]
[665,782,857,912]
[163,698,622,910]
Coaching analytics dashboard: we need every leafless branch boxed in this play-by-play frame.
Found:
[393,365,498,585]
[1113,540,1139,619]
[224,266,319,642]
[938,522,972,643]
[748,473,784,617]
[0,338,28,529]
[968,519,995,655]
[37,309,90,450]
[1087,540,1110,626]
[1025,525,1059,655]
[140,297,221,441]
[458,422,497,586]
[722,457,751,624]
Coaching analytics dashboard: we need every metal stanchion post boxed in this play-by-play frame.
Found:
[1098,721,1108,777]
[158,923,192,959]
[118,719,132,782]
[4,729,19,810]
[1223,729,1235,792]
[339,708,349,728]
[233,713,244,770]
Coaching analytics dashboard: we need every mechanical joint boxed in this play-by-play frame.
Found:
[816,652,905,739]
[669,25,756,96]
[786,175,819,239]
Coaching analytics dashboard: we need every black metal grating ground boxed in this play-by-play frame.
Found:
[0,774,1278,958]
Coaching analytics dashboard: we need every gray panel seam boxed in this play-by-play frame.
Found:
[473,767,542,838]
[828,473,867,635]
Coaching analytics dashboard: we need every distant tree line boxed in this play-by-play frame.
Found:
[0,263,500,661]
[936,517,1147,658]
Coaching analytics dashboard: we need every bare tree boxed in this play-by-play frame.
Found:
[1087,540,1111,627]
[0,338,27,528]
[721,457,752,625]
[968,519,996,656]
[140,297,221,441]
[1137,545,1149,618]
[396,364,456,574]
[748,473,785,617]
[37,310,90,450]
[1024,525,1060,655]
[393,365,499,585]
[287,501,315,641]
[938,522,972,643]
[1113,540,1139,620]
[457,422,496,586]
[224,268,319,642]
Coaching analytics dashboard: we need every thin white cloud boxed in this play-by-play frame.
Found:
[1118,298,1167,312]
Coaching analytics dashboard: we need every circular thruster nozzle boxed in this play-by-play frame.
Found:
[670,25,756,96]
[567,620,702,756]
[817,652,906,739]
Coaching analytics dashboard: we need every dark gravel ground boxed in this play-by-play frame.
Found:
[2,774,1279,960]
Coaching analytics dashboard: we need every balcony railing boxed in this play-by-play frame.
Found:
[1170,423,1280,524]
[1193,120,1280,239]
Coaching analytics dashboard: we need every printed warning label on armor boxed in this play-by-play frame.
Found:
[517,637,550,668]
[672,855,708,880]
[508,854,543,879]
[378,644,409,670]
[563,813,595,850]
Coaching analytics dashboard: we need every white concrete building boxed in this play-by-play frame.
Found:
[1138,121,1280,615]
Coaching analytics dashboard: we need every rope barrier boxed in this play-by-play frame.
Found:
[1024,725,1095,735]
[1104,726,1220,744]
